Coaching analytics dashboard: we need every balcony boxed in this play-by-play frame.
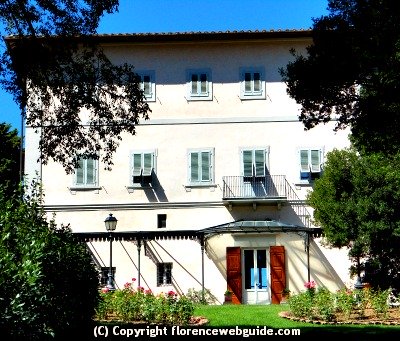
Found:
[222,175,288,206]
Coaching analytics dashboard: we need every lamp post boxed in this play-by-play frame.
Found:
[105,213,118,291]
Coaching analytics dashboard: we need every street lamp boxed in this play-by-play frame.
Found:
[105,213,118,291]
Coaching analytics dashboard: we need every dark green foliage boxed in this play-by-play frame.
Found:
[308,148,400,291]
[0,181,100,340]
[280,0,400,155]
[0,123,20,195]
[0,1,151,173]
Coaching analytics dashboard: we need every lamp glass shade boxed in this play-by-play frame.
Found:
[105,213,118,231]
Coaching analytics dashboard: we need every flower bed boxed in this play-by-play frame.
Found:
[95,278,195,326]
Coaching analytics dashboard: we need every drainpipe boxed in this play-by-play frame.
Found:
[200,235,205,302]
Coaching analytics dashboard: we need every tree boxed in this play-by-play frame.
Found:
[0,122,20,195]
[0,1,151,173]
[0,181,100,340]
[308,148,400,290]
[279,0,400,155]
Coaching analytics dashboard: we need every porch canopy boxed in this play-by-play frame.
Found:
[73,219,322,242]
[73,219,321,296]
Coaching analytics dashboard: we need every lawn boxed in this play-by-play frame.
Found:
[193,304,400,339]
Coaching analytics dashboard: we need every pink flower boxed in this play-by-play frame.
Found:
[101,287,109,293]
[132,278,136,282]
[167,290,176,296]
[304,280,316,289]
[124,282,131,288]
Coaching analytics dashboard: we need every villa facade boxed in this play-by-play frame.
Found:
[24,30,352,304]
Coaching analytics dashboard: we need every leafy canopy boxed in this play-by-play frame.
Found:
[280,0,400,155]
[0,1,151,173]
[0,123,20,195]
[308,148,400,290]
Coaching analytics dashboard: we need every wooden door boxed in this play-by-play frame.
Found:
[270,246,285,304]
[226,247,242,304]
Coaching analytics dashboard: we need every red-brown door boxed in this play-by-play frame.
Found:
[226,247,242,304]
[270,246,286,304]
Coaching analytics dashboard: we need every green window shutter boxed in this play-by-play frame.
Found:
[143,153,153,176]
[253,72,261,92]
[75,158,84,185]
[191,74,198,94]
[244,72,252,92]
[310,149,321,172]
[86,158,95,185]
[143,75,151,96]
[201,151,210,181]
[133,154,142,176]
[243,150,253,176]
[300,150,310,172]
[254,149,265,177]
[200,73,207,94]
[190,152,199,182]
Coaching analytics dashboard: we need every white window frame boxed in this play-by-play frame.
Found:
[136,70,156,102]
[298,148,323,184]
[239,67,266,100]
[240,147,270,177]
[186,68,212,101]
[72,155,99,188]
[187,148,214,186]
[130,150,157,187]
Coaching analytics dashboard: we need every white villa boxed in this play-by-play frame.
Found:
[23,30,352,305]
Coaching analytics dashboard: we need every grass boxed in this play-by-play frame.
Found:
[193,304,400,339]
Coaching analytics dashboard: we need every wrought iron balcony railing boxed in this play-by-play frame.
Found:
[222,175,287,200]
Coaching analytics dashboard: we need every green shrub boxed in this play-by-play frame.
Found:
[335,287,356,319]
[288,291,314,319]
[0,182,100,340]
[314,287,335,321]
[370,288,390,318]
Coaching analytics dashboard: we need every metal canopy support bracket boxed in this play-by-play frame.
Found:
[137,239,142,287]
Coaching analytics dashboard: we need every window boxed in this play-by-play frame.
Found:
[299,148,323,182]
[157,214,167,229]
[100,267,115,287]
[186,69,212,101]
[131,150,156,187]
[187,148,214,185]
[74,156,99,187]
[241,148,269,178]
[157,263,172,286]
[240,67,265,100]
[136,71,156,102]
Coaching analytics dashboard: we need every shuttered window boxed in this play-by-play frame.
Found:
[131,151,156,186]
[299,148,323,181]
[188,148,214,185]
[240,67,265,99]
[74,156,98,186]
[186,69,212,101]
[241,148,267,177]
[135,71,156,101]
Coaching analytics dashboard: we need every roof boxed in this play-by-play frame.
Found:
[200,219,322,238]
[73,219,322,242]
[5,29,313,46]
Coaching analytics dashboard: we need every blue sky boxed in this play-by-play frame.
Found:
[0,0,328,132]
